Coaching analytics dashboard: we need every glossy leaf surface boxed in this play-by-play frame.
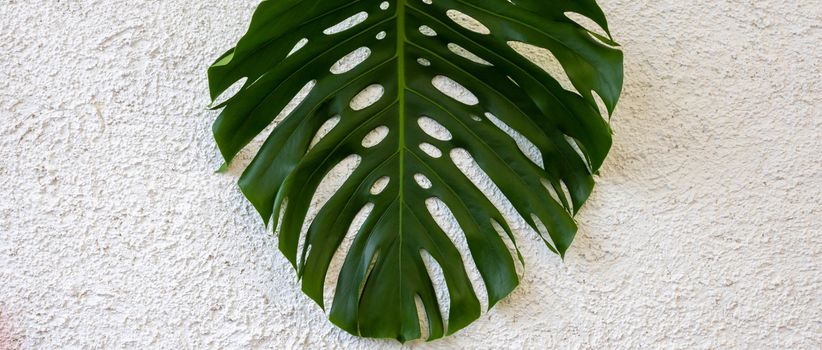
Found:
[208,0,622,342]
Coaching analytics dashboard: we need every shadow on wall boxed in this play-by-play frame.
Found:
[565,48,662,265]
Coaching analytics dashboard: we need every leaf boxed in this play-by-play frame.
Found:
[208,0,622,342]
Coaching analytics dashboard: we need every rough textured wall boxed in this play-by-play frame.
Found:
[0,0,820,349]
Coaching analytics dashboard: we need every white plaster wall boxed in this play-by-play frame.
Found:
[1,0,820,349]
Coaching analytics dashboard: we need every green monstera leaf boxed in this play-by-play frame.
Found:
[208,0,622,342]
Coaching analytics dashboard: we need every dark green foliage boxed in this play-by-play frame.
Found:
[208,0,622,342]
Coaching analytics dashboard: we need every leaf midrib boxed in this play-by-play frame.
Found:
[394,0,408,326]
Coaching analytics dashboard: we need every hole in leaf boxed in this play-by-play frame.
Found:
[380,1,390,10]
[415,173,432,189]
[419,25,437,37]
[432,76,479,105]
[298,155,362,269]
[370,176,390,195]
[309,115,341,151]
[323,11,368,35]
[281,81,318,122]
[350,84,384,111]
[273,198,288,235]
[287,38,308,57]
[425,197,489,312]
[211,77,247,107]
[564,12,609,38]
[507,41,577,95]
[420,250,449,334]
[419,143,443,158]
[376,31,386,40]
[586,31,619,48]
[330,47,371,75]
[414,294,430,340]
[356,251,381,306]
[417,58,431,66]
[418,116,452,141]
[530,214,558,252]
[324,203,374,311]
[447,43,492,66]
[361,125,389,148]
[302,245,313,271]
[490,219,523,277]
[449,148,533,243]
[559,181,574,212]
[564,135,591,173]
[446,9,491,35]
[592,90,610,120]
[540,179,565,209]
[229,80,316,173]
[484,113,543,168]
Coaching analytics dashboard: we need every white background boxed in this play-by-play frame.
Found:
[1,0,820,348]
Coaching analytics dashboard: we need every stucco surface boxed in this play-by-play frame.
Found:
[1,0,820,349]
